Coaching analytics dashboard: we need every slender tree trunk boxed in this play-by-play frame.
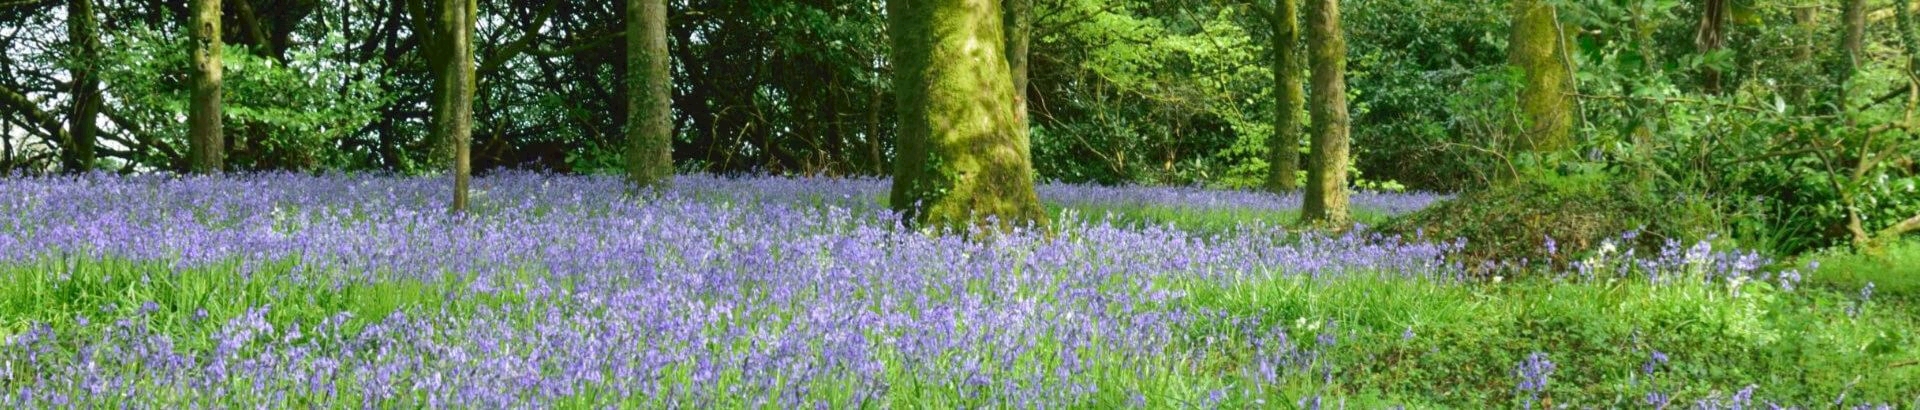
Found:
[1299,0,1350,226]
[1508,0,1573,152]
[412,0,452,169]
[889,0,1047,233]
[1788,5,1819,107]
[1696,0,1728,94]
[439,0,475,212]
[1005,0,1032,132]
[188,0,224,174]
[867,72,887,175]
[1844,0,1867,69]
[825,71,845,175]
[65,0,100,173]
[1839,0,1868,124]
[1264,0,1304,193]
[627,0,673,189]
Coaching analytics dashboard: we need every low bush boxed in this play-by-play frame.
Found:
[1378,169,1720,275]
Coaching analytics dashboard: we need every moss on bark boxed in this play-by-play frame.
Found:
[1508,0,1573,152]
[889,0,1048,234]
[1265,0,1305,194]
[626,0,674,189]
[1299,0,1350,226]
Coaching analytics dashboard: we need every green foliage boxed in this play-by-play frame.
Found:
[1029,0,1265,187]
[96,25,388,171]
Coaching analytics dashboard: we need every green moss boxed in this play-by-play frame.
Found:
[887,0,1049,234]
[1379,173,1719,273]
[1507,0,1573,152]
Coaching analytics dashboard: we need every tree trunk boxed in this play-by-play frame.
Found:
[438,0,475,212]
[1507,0,1573,152]
[1299,0,1350,226]
[867,71,887,175]
[411,0,452,169]
[1695,0,1728,94]
[1844,0,1867,69]
[1005,0,1031,133]
[1788,5,1819,107]
[1263,0,1304,193]
[889,0,1048,233]
[65,0,100,173]
[188,0,224,174]
[626,0,673,189]
[824,71,845,175]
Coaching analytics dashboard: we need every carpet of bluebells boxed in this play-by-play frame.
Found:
[0,173,1910,408]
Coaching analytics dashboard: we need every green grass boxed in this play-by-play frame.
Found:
[0,256,537,345]
[1806,239,1920,298]
[1169,273,1920,406]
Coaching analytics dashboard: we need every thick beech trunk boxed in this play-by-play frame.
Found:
[1299,0,1350,225]
[1508,0,1573,152]
[889,0,1048,233]
[626,0,673,189]
[188,0,223,174]
[65,0,100,173]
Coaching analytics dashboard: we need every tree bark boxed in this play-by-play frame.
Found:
[889,0,1048,233]
[188,0,224,174]
[1788,5,1819,107]
[867,68,887,175]
[1256,0,1304,193]
[626,0,673,189]
[1695,0,1728,94]
[1299,0,1350,226]
[1005,0,1031,133]
[408,0,453,169]
[438,0,475,212]
[1845,0,1868,69]
[64,0,100,173]
[1507,0,1573,152]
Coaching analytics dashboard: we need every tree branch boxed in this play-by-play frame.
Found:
[477,3,557,76]
[0,0,52,8]
[0,82,67,143]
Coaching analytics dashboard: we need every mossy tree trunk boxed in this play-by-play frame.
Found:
[626,0,673,189]
[1299,0,1349,226]
[1252,0,1304,193]
[1507,0,1573,153]
[188,0,223,174]
[65,0,100,173]
[889,0,1048,233]
[436,0,475,212]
